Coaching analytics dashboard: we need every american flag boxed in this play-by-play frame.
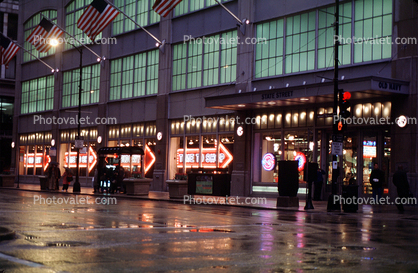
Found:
[0,34,20,67]
[77,0,119,41]
[26,18,64,53]
[153,0,183,17]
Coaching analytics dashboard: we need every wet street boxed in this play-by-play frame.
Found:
[0,189,418,273]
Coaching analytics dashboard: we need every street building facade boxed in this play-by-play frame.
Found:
[0,0,18,173]
[13,0,418,199]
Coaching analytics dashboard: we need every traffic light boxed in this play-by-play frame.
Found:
[340,90,351,119]
[337,90,351,132]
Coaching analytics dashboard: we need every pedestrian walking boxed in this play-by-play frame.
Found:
[370,163,385,201]
[93,168,99,193]
[62,167,73,192]
[314,168,325,201]
[47,162,61,191]
[393,165,411,212]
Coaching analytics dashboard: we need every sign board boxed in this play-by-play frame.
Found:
[177,143,233,169]
[49,147,57,157]
[195,175,213,194]
[262,153,276,171]
[75,139,84,149]
[331,142,343,156]
[64,146,97,172]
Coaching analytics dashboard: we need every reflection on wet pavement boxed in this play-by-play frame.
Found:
[0,189,417,272]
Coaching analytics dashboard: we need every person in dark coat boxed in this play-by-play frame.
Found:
[393,165,411,212]
[313,168,325,201]
[370,163,385,201]
[110,166,119,194]
[47,163,61,191]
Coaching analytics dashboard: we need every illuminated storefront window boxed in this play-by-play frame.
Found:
[60,128,98,177]
[107,122,156,178]
[169,116,234,180]
[18,132,52,176]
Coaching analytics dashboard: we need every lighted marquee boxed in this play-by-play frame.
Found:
[176,143,233,168]
[24,153,51,171]
[118,145,156,174]
[294,152,306,172]
[64,146,97,172]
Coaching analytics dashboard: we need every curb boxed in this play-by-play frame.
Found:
[2,186,415,214]
[1,186,306,212]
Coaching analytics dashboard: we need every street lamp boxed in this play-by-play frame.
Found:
[50,39,100,193]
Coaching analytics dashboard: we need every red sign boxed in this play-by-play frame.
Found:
[294,152,306,172]
[64,146,98,172]
[176,143,233,168]
[24,153,51,171]
[119,144,155,175]
[144,145,156,174]
[262,153,275,171]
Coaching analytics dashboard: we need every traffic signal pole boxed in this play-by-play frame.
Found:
[327,0,341,211]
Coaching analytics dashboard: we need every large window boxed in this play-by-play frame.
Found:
[318,2,352,69]
[19,132,52,176]
[62,64,100,108]
[255,19,284,78]
[174,0,232,17]
[169,116,235,180]
[65,0,102,50]
[285,11,316,74]
[113,0,160,36]
[172,30,237,91]
[254,0,393,78]
[354,0,392,63]
[60,128,98,177]
[109,50,159,100]
[21,76,54,114]
[23,10,57,62]
[107,122,156,178]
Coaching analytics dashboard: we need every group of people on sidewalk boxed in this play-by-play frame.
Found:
[312,163,413,212]
[95,165,125,194]
[46,162,126,194]
[46,163,73,192]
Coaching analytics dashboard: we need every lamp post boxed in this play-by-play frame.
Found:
[73,47,83,193]
[51,38,82,193]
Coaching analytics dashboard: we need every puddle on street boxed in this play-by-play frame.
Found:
[337,246,376,250]
[45,241,91,247]
[41,223,82,229]
[24,235,41,241]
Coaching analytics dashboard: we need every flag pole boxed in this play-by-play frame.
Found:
[213,0,242,25]
[213,0,248,35]
[103,0,163,46]
[40,14,104,61]
[13,40,55,72]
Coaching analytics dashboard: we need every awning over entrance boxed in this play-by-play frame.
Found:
[205,76,409,110]
[98,147,144,155]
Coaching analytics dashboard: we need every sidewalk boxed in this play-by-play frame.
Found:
[2,183,417,215]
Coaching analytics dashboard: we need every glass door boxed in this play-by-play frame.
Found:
[362,135,377,194]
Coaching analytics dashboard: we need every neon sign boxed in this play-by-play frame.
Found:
[64,146,97,172]
[262,153,275,171]
[24,153,51,171]
[176,143,233,168]
[118,145,155,175]
[294,152,306,172]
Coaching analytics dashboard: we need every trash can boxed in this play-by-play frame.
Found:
[342,185,359,212]
[38,175,48,190]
